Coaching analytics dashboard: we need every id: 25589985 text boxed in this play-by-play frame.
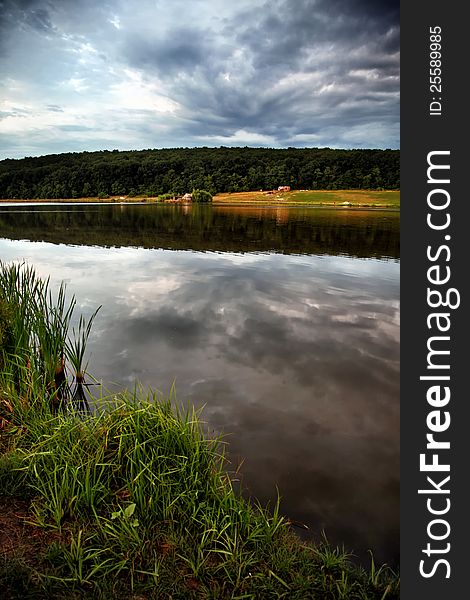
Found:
[429,26,443,116]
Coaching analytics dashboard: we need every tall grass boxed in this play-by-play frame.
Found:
[0,262,400,598]
[0,261,99,415]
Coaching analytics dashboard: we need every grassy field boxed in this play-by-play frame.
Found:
[214,189,400,207]
[0,189,400,208]
[0,263,399,599]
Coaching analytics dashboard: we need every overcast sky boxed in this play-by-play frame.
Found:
[0,0,399,159]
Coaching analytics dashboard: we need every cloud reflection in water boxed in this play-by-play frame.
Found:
[0,238,399,564]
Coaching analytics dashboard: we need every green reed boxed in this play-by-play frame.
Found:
[0,261,99,414]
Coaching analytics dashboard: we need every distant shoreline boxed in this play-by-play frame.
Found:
[0,189,400,208]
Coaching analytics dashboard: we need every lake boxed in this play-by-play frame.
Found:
[0,202,399,566]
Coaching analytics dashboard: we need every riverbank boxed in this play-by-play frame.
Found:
[0,263,399,599]
[0,396,400,599]
[0,189,400,208]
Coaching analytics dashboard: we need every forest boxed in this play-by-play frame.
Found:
[0,146,399,199]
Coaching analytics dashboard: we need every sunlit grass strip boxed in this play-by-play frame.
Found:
[214,189,401,207]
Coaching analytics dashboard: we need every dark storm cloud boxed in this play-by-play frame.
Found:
[126,29,213,73]
[25,6,55,32]
[0,0,54,38]
[0,0,399,158]
[117,0,399,147]
[233,0,399,71]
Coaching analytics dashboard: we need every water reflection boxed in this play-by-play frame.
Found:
[0,203,399,258]
[0,204,399,565]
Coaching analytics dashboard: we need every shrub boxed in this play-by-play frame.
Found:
[192,189,213,203]
[158,192,175,201]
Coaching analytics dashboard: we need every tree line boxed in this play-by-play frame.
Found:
[0,146,399,199]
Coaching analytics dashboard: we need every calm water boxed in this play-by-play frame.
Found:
[0,203,399,565]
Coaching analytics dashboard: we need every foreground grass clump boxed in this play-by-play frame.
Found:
[1,394,399,599]
[1,263,399,598]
